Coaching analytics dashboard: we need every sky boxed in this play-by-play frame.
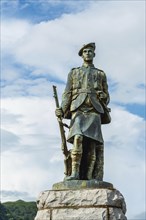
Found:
[0,0,145,219]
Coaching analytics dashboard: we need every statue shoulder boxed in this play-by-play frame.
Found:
[71,67,80,71]
[69,67,80,75]
[97,68,104,73]
[97,68,107,78]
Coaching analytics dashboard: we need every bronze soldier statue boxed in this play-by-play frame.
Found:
[56,43,111,181]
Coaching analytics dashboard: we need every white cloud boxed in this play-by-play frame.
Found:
[1,19,32,54]
[1,97,56,135]
[1,65,21,81]
[1,150,63,200]
[110,84,145,104]
[1,190,35,202]
[2,78,50,97]
[1,97,64,201]
[1,129,20,152]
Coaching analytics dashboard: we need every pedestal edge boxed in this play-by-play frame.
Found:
[52,180,113,190]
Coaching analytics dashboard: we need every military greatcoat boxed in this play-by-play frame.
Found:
[61,63,110,144]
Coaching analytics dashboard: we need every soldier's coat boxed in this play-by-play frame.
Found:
[61,63,110,144]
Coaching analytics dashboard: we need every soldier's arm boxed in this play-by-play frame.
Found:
[61,70,73,118]
[100,71,110,105]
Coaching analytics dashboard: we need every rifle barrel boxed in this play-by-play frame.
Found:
[53,85,59,108]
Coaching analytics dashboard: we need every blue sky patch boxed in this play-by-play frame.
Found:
[1,0,89,23]
[123,103,145,119]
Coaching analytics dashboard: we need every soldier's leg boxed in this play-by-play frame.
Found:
[66,134,83,180]
[93,144,104,181]
[86,141,96,180]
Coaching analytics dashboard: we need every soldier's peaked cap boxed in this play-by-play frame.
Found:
[78,42,95,56]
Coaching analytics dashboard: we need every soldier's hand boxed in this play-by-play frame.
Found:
[97,91,107,99]
[55,108,63,117]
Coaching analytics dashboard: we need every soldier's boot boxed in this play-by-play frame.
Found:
[66,135,83,181]
[93,145,104,181]
[66,153,82,180]
[86,145,96,180]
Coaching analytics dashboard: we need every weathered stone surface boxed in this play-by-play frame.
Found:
[52,208,107,220]
[37,188,126,211]
[53,180,113,190]
[35,186,127,220]
[36,190,50,209]
[109,208,127,220]
[35,209,50,220]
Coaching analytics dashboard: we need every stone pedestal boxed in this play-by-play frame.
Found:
[35,180,127,220]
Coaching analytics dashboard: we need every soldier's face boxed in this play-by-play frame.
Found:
[82,47,95,62]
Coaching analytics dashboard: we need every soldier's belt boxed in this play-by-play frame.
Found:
[73,88,97,94]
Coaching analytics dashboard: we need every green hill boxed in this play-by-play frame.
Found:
[0,200,37,220]
[0,202,10,220]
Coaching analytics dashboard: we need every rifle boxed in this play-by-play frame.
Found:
[53,85,71,176]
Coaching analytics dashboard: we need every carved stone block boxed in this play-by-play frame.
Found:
[35,181,127,220]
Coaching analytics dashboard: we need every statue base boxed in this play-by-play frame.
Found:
[52,179,113,190]
[35,180,127,220]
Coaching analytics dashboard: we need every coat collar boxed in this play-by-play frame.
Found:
[82,63,95,68]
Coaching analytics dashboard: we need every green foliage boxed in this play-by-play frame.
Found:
[0,200,37,220]
[0,202,10,220]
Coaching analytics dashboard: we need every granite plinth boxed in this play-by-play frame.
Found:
[35,181,127,220]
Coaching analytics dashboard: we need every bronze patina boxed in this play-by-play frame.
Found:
[55,42,111,181]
